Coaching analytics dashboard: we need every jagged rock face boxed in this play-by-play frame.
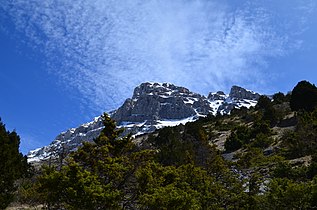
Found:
[113,95,197,123]
[27,82,261,163]
[27,117,104,162]
[112,82,209,123]
[133,82,192,97]
[229,85,260,100]
[208,91,226,101]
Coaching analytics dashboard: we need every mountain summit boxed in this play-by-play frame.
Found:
[27,82,261,163]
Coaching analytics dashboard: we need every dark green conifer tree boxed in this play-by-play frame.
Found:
[290,80,317,112]
[37,113,141,209]
[0,119,29,209]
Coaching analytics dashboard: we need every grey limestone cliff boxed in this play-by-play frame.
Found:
[112,82,211,123]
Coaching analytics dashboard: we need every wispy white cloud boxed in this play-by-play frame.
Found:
[1,0,313,112]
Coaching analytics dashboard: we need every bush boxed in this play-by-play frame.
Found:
[256,96,279,126]
[290,80,317,112]
[273,92,287,104]
[225,125,251,152]
[250,133,274,149]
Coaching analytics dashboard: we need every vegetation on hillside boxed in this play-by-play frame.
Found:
[4,80,317,209]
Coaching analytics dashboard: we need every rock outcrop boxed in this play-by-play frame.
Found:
[208,91,226,101]
[112,82,210,123]
[229,85,261,100]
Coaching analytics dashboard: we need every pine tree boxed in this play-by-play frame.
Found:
[290,80,317,112]
[37,113,141,209]
[0,119,29,209]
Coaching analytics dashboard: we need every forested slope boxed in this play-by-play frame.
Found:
[4,80,317,209]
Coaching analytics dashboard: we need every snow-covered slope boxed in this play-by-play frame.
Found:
[27,117,104,163]
[27,82,261,163]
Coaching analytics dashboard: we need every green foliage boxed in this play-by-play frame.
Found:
[36,114,250,209]
[214,120,238,131]
[23,80,317,209]
[290,80,317,112]
[236,148,265,169]
[256,95,279,126]
[39,162,122,209]
[306,153,317,179]
[150,121,214,167]
[36,113,138,209]
[281,110,317,158]
[236,147,284,171]
[249,133,274,149]
[185,121,208,143]
[231,107,249,117]
[224,125,251,152]
[0,119,29,209]
[136,161,246,209]
[256,95,272,110]
[251,121,272,137]
[136,162,201,209]
[272,161,309,182]
[272,92,288,104]
[263,178,312,209]
[272,153,317,182]
[15,177,42,207]
[224,116,274,152]
[150,126,193,166]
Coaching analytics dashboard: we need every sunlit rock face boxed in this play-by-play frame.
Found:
[112,82,209,123]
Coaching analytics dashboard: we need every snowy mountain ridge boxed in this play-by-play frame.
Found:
[27,82,261,163]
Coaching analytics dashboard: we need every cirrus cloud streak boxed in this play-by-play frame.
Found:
[0,0,312,112]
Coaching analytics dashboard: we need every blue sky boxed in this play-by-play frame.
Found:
[0,0,317,154]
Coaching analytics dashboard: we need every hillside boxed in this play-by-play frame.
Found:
[27,82,260,164]
[6,80,317,209]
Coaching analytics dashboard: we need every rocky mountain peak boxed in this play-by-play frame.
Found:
[229,85,261,100]
[27,82,262,163]
[112,82,207,124]
[132,82,194,99]
[208,91,227,101]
